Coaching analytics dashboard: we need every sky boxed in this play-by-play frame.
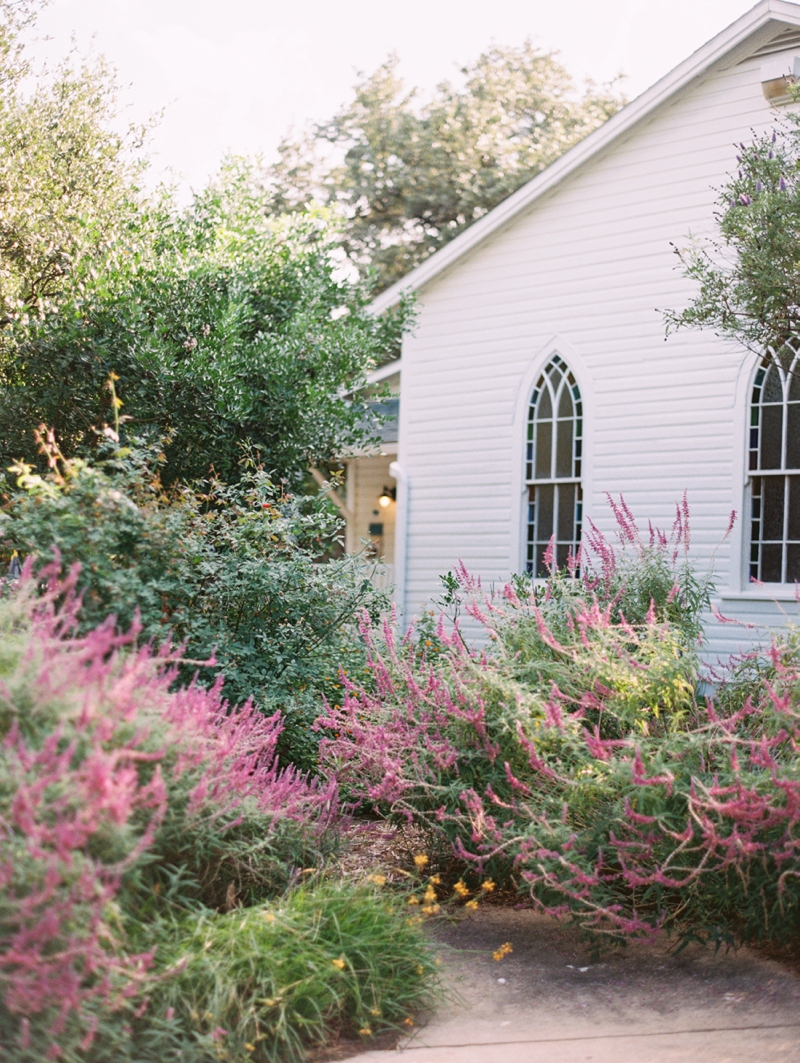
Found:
[31,0,763,195]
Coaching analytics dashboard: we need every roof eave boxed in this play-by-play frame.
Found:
[370,0,800,315]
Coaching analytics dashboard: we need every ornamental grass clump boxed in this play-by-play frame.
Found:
[150,880,440,1062]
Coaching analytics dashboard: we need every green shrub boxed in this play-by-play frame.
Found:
[0,434,385,770]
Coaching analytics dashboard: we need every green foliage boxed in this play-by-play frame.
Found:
[0,435,386,769]
[145,881,440,1063]
[667,111,800,355]
[266,45,624,290]
[0,1,406,481]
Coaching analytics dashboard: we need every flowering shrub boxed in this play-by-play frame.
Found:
[0,561,336,1060]
[319,502,800,949]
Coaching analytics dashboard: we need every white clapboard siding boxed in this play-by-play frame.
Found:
[395,38,800,657]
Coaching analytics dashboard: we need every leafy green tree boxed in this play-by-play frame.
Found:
[667,110,800,359]
[0,6,404,482]
[1,159,405,482]
[267,44,625,290]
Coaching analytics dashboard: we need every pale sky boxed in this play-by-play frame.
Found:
[33,0,763,195]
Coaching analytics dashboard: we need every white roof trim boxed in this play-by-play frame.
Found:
[367,359,402,384]
[370,0,800,315]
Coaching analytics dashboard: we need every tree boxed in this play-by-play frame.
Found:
[0,1,405,483]
[667,109,800,361]
[266,44,625,291]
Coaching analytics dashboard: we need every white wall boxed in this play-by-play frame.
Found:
[397,43,800,658]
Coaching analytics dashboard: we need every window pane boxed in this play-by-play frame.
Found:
[762,543,782,582]
[536,483,554,543]
[763,364,783,403]
[787,544,800,583]
[558,386,573,419]
[557,482,576,542]
[760,404,783,469]
[535,420,552,479]
[763,476,785,540]
[555,418,573,477]
[790,366,800,401]
[537,387,552,419]
[556,543,570,569]
[789,404,800,468]
[789,476,800,541]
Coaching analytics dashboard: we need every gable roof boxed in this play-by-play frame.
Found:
[370,0,800,315]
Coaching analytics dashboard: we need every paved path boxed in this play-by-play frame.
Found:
[348,907,800,1063]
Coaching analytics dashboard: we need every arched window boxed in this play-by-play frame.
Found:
[525,354,583,576]
[749,351,800,583]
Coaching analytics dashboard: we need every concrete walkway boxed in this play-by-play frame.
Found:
[348,907,800,1063]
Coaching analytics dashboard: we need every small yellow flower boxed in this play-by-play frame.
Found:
[465,899,479,911]
[413,853,429,869]
[404,1017,415,1027]
[453,880,469,897]
[421,903,441,915]
[408,895,420,905]
[262,911,276,923]
[423,885,437,904]
[370,1007,381,1017]
[416,965,425,975]
[481,879,496,892]
[492,942,513,961]
[428,874,441,885]
[359,1027,373,1037]
[367,873,387,886]
[245,1046,256,1053]
[332,957,346,970]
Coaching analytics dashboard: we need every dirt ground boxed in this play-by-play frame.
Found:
[348,907,800,1062]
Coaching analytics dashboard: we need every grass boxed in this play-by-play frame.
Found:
[149,878,442,1062]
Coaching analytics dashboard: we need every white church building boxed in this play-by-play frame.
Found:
[343,0,800,659]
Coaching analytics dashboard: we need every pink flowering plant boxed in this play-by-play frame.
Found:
[0,560,337,1060]
[320,500,800,949]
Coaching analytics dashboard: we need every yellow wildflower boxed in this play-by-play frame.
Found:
[465,899,479,911]
[453,880,469,897]
[428,874,441,885]
[481,879,496,892]
[408,895,420,905]
[404,1017,415,1027]
[416,965,425,975]
[359,1027,373,1037]
[332,957,346,970]
[370,1008,381,1017]
[367,873,387,886]
[413,853,429,869]
[245,1046,256,1054]
[421,903,441,915]
[262,911,276,923]
[492,942,513,961]
[423,885,437,904]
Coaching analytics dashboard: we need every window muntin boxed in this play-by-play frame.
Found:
[525,354,583,576]
[749,351,800,583]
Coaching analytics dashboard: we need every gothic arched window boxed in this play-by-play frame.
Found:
[525,355,583,576]
[749,351,800,583]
